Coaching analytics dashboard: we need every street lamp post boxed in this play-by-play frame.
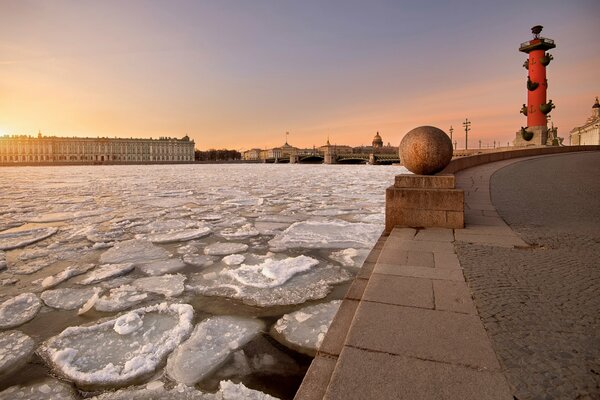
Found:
[462,119,471,149]
[449,126,454,142]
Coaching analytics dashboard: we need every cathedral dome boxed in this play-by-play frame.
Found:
[372,132,383,148]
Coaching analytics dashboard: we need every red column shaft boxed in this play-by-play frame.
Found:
[528,49,547,127]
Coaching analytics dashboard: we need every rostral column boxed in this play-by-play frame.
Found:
[516,25,557,146]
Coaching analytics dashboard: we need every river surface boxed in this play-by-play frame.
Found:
[0,164,405,399]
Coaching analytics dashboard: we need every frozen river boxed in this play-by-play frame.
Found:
[0,164,404,399]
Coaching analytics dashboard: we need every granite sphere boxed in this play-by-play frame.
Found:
[399,126,453,175]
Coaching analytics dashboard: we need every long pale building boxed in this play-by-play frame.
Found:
[0,133,195,164]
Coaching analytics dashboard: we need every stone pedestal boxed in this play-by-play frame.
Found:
[514,126,548,147]
[385,174,464,233]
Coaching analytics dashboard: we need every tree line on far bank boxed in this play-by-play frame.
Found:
[194,149,241,162]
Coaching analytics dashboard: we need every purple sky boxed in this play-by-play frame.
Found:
[0,0,598,149]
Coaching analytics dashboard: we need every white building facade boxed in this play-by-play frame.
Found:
[0,133,195,164]
[570,98,600,145]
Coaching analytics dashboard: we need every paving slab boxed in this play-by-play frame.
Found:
[406,250,434,267]
[433,280,477,314]
[319,299,359,356]
[381,238,455,253]
[344,277,368,300]
[363,274,433,309]
[454,231,528,248]
[325,347,512,400]
[413,227,454,242]
[374,264,465,281]
[432,251,462,270]
[345,301,501,370]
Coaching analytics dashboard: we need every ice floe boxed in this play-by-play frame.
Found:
[204,242,249,256]
[0,227,58,250]
[78,263,135,285]
[268,220,381,250]
[136,258,186,276]
[188,263,351,307]
[220,224,259,240]
[94,285,148,313]
[0,377,77,400]
[100,239,170,265]
[222,254,245,266]
[145,227,211,244]
[10,258,54,275]
[37,303,194,389]
[329,248,368,268]
[91,380,278,400]
[132,274,186,297]
[41,288,98,310]
[0,330,35,377]
[41,264,96,289]
[166,316,265,385]
[0,251,6,270]
[183,254,216,268]
[271,300,342,356]
[222,256,319,289]
[0,293,42,329]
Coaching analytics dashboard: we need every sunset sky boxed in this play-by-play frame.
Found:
[0,1,598,150]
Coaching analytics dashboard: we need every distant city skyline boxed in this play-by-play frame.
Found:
[0,1,598,150]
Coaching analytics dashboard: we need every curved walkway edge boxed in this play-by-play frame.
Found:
[296,151,599,400]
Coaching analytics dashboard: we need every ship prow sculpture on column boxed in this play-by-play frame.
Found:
[385,126,464,233]
[515,25,562,146]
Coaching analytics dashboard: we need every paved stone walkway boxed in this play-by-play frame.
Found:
[296,151,599,400]
[455,152,600,400]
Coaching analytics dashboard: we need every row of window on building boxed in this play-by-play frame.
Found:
[0,134,195,164]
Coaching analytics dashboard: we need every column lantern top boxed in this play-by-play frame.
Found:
[519,25,556,53]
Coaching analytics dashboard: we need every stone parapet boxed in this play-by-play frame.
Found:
[385,174,464,232]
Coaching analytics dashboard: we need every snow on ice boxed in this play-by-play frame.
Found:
[99,239,170,265]
[0,377,77,400]
[204,242,249,256]
[37,303,194,389]
[41,288,98,310]
[0,293,42,329]
[268,220,381,250]
[78,263,135,285]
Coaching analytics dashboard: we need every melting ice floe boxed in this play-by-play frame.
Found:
[166,316,265,386]
[41,288,98,310]
[0,293,41,329]
[91,380,278,400]
[222,254,245,266]
[204,242,249,256]
[0,331,35,377]
[41,264,96,289]
[78,263,135,285]
[137,258,186,276]
[329,248,368,268]
[220,224,259,240]
[37,303,194,389]
[268,220,381,250]
[132,274,186,297]
[99,239,170,265]
[0,227,58,251]
[144,226,212,244]
[94,286,148,313]
[271,300,342,356]
[183,254,215,268]
[187,260,352,307]
[0,377,77,400]
[222,255,319,289]
[0,251,6,270]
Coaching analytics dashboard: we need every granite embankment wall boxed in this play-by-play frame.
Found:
[441,145,600,174]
